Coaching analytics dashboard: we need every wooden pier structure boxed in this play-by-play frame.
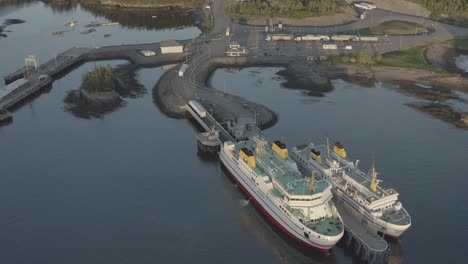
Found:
[1,42,192,123]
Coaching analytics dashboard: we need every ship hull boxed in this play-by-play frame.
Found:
[220,150,340,252]
[334,188,410,238]
[290,150,410,238]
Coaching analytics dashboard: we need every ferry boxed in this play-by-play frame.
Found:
[290,140,411,238]
[220,136,344,252]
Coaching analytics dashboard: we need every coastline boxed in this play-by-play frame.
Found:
[155,55,467,129]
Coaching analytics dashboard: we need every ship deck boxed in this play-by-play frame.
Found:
[235,139,328,196]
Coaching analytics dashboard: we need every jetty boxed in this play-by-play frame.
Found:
[1,41,193,122]
[335,201,390,264]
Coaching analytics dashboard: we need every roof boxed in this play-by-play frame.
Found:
[160,40,183,48]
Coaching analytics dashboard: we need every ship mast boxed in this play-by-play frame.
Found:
[256,137,266,157]
[309,171,316,192]
[370,161,380,192]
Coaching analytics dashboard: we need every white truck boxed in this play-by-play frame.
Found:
[354,2,377,10]
[140,50,156,56]
[294,34,324,41]
[265,33,294,41]
[178,64,188,77]
[323,44,338,50]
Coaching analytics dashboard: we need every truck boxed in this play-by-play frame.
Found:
[357,36,379,42]
[323,44,338,50]
[178,64,188,77]
[354,2,377,10]
[294,34,324,41]
[140,50,156,56]
[331,35,357,41]
[188,100,207,118]
[265,33,294,41]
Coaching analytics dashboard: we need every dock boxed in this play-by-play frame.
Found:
[335,200,390,264]
[1,41,192,123]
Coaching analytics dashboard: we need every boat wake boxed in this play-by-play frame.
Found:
[240,198,251,208]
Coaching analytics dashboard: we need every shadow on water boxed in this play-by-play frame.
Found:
[219,166,336,264]
[0,18,25,38]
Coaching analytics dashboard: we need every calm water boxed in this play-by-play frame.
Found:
[212,67,468,263]
[1,1,468,264]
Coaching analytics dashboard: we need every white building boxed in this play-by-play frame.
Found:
[160,40,184,54]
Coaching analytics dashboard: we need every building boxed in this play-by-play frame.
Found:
[160,40,184,54]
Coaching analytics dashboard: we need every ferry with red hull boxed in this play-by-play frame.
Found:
[219,136,344,252]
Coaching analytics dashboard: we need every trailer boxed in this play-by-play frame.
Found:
[331,35,357,41]
[188,100,207,118]
[178,64,189,77]
[265,33,294,41]
[358,36,379,42]
[140,50,156,56]
[294,34,324,41]
[354,2,376,10]
[323,44,338,50]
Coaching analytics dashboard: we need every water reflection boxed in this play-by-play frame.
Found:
[38,0,196,30]
[0,18,25,38]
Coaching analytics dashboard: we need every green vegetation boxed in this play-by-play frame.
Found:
[327,52,377,67]
[327,46,449,75]
[358,20,429,36]
[408,0,468,26]
[445,38,468,49]
[228,0,340,21]
[377,45,433,70]
[82,65,116,93]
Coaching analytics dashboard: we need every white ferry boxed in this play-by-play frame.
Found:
[220,136,344,252]
[290,140,411,238]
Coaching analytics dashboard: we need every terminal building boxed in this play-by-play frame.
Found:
[160,40,184,54]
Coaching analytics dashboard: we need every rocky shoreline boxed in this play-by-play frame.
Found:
[154,54,468,129]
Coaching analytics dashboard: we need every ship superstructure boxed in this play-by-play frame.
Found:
[220,135,344,252]
[290,141,411,238]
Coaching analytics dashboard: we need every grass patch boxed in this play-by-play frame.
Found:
[378,45,450,76]
[444,38,468,49]
[358,20,429,36]
[378,45,431,70]
[325,45,451,76]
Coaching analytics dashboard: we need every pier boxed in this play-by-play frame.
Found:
[0,41,192,121]
[335,201,390,264]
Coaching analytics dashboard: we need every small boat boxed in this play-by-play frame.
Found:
[104,34,111,38]
[52,31,64,36]
[80,28,96,35]
[85,22,119,27]
[65,20,78,27]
